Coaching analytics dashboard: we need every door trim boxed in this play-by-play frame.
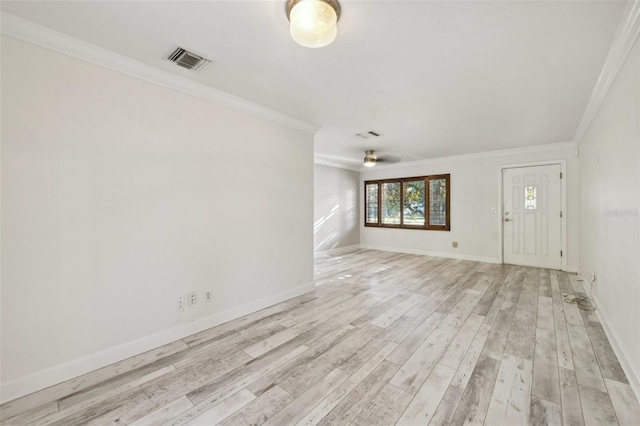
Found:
[498,160,567,271]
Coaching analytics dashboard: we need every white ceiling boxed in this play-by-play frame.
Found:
[0,1,627,168]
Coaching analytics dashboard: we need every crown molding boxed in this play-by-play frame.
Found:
[361,141,577,172]
[0,12,321,135]
[314,157,362,172]
[316,141,576,173]
[574,0,640,145]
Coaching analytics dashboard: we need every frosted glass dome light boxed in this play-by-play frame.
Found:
[364,150,377,167]
[286,0,341,48]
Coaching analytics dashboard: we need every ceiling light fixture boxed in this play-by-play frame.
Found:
[286,0,341,48]
[364,150,377,168]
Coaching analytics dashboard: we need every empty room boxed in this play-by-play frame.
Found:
[1,0,639,425]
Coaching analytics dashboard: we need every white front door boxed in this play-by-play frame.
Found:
[503,164,562,269]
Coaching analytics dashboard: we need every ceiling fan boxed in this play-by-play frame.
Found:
[363,150,400,167]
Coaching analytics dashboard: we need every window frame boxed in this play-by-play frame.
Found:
[364,174,450,231]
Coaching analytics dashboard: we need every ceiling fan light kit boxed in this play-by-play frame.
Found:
[286,0,341,48]
[364,150,377,167]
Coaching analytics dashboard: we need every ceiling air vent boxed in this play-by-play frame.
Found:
[167,47,211,72]
[356,131,381,139]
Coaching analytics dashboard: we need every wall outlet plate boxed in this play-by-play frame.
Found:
[188,291,197,305]
[178,295,185,311]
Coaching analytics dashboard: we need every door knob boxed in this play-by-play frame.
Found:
[504,218,511,222]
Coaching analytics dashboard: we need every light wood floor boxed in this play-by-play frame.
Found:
[2,249,639,425]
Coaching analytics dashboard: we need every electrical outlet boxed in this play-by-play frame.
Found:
[452,241,458,248]
[178,295,185,311]
[188,291,197,306]
[205,290,212,302]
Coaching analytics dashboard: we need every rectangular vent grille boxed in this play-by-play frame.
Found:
[167,47,211,72]
[356,131,381,139]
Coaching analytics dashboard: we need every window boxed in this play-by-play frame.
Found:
[365,183,379,224]
[525,186,537,210]
[381,182,401,224]
[364,174,450,231]
[403,180,426,226]
[429,177,448,226]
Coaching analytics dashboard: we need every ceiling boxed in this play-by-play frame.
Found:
[0,1,627,168]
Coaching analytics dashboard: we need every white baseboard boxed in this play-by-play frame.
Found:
[0,282,315,404]
[314,244,362,258]
[579,270,640,404]
[566,264,579,273]
[359,244,501,264]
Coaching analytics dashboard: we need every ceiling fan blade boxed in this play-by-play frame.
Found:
[376,155,401,164]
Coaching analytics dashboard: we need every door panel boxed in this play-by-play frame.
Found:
[503,165,562,269]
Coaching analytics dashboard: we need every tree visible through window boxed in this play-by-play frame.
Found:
[403,180,425,226]
[366,183,379,223]
[364,174,450,231]
[429,178,447,226]
[382,182,401,224]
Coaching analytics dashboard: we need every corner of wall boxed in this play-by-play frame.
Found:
[566,265,579,273]
[314,244,362,258]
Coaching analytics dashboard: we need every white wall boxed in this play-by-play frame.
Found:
[314,164,360,253]
[0,36,314,401]
[361,145,579,269]
[578,37,640,394]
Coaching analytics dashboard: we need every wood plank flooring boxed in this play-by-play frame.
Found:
[2,249,639,425]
